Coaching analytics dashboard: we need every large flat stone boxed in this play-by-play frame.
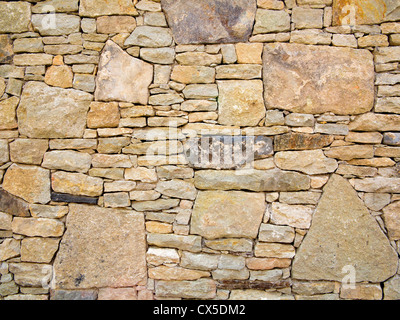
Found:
[292,175,398,283]
[161,0,256,44]
[194,169,310,192]
[18,82,92,139]
[191,191,266,239]
[0,2,31,33]
[79,0,138,17]
[95,41,153,105]
[333,0,400,25]
[3,164,51,204]
[53,204,147,289]
[263,43,374,115]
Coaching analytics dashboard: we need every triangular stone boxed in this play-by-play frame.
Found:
[292,174,398,283]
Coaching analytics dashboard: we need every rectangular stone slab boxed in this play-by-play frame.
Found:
[263,43,374,115]
[184,136,273,169]
[191,191,266,239]
[53,204,147,289]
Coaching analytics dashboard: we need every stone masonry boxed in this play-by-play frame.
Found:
[0,0,400,301]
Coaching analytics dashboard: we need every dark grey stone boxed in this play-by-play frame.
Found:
[161,0,256,44]
[50,289,98,300]
[51,192,98,205]
[184,136,273,169]
[383,132,400,146]
[0,188,30,217]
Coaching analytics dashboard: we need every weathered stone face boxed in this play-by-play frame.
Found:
[18,82,92,139]
[292,175,398,283]
[333,0,400,26]
[191,191,265,240]
[184,136,273,169]
[218,80,266,126]
[0,35,13,64]
[194,169,311,192]
[263,43,375,115]
[53,204,147,289]
[161,0,256,44]
[2,164,51,205]
[0,1,31,33]
[79,0,138,17]
[95,41,153,104]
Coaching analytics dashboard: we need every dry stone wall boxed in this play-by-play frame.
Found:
[0,0,400,300]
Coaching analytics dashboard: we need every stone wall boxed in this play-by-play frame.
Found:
[0,0,400,300]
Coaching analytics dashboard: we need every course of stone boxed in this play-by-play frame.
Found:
[0,0,400,300]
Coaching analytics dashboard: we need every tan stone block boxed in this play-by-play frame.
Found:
[246,258,291,270]
[3,164,50,204]
[0,97,19,130]
[191,191,265,239]
[218,80,265,126]
[254,243,296,259]
[54,204,147,289]
[51,171,103,197]
[149,266,210,281]
[146,221,173,234]
[235,43,263,64]
[96,16,136,34]
[171,66,215,84]
[340,283,382,300]
[44,65,73,88]
[264,43,374,115]
[98,288,137,300]
[12,217,64,237]
[21,238,60,263]
[79,0,138,17]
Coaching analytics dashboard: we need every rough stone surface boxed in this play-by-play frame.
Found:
[194,169,310,192]
[349,113,400,132]
[79,0,138,17]
[124,26,173,48]
[51,171,103,197]
[275,150,338,175]
[0,189,30,217]
[0,97,19,130]
[274,133,334,151]
[292,175,398,282]
[12,217,64,237]
[95,41,153,104]
[161,0,256,44]
[18,82,92,139]
[53,204,147,289]
[218,80,266,127]
[333,0,400,26]
[3,164,50,205]
[270,203,313,229]
[0,2,31,33]
[184,136,273,169]
[263,43,374,115]
[156,279,216,299]
[382,202,400,241]
[191,191,265,239]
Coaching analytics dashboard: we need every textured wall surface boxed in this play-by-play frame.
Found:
[0,0,400,300]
